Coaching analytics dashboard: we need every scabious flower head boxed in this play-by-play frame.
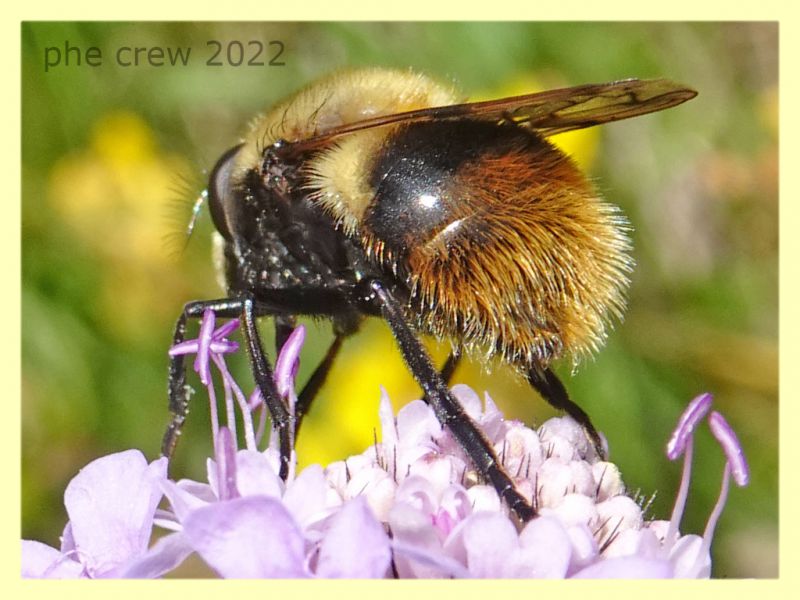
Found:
[22,310,749,578]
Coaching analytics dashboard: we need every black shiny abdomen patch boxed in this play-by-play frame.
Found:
[364,119,532,253]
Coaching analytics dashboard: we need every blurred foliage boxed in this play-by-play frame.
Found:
[21,22,777,577]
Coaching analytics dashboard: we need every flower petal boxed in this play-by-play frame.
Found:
[497,422,543,476]
[162,478,211,522]
[450,384,482,420]
[389,502,448,578]
[592,461,626,500]
[316,497,391,578]
[601,527,660,560]
[512,516,572,578]
[564,524,599,573]
[465,484,501,513]
[116,532,194,578]
[480,391,504,440]
[283,464,331,528]
[63,451,167,577]
[669,534,711,578]
[535,457,575,508]
[539,416,592,460]
[182,496,308,578]
[343,465,397,522]
[378,387,399,449]
[235,450,283,498]
[396,400,441,448]
[572,556,674,578]
[21,540,84,578]
[394,474,437,516]
[461,512,519,577]
[540,493,598,528]
[594,494,644,549]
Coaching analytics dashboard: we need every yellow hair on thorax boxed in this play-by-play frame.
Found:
[236,68,460,233]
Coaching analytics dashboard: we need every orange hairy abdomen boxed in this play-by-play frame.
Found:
[401,131,632,368]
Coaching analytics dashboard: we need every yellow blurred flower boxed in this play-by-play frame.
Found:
[49,112,191,267]
[296,322,451,467]
[47,112,198,342]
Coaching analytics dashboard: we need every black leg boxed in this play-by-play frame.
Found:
[361,279,535,522]
[163,298,248,459]
[526,366,605,459]
[294,335,344,437]
[241,297,294,480]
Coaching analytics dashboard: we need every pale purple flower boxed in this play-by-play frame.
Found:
[143,313,390,577]
[322,378,747,578]
[151,423,392,578]
[22,310,750,578]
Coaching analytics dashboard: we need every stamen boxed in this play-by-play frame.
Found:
[194,310,216,386]
[206,365,220,451]
[214,426,239,501]
[275,325,306,398]
[666,437,694,545]
[254,401,268,446]
[214,318,241,339]
[700,463,730,556]
[213,354,258,451]
[168,339,238,357]
[248,388,263,411]
[667,393,712,460]
[708,411,750,487]
[216,353,238,444]
[249,388,268,445]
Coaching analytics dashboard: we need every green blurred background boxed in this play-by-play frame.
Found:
[21,22,777,577]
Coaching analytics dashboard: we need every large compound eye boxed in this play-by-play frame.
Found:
[208,144,242,241]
